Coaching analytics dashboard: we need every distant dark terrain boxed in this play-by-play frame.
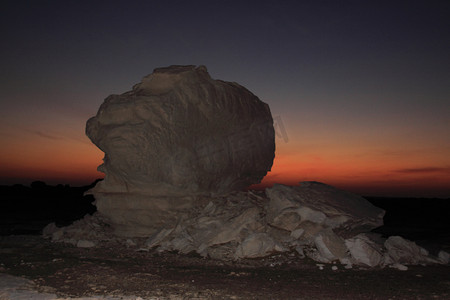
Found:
[366,196,450,253]
[1,181,449,250]
[0,180,97,235]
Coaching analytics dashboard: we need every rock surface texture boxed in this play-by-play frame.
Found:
[86,65,275,196]
[86,65,275,236]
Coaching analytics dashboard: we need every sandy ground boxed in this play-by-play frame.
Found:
[1,235,449,300]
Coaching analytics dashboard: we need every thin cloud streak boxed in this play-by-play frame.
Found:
[393,167,450,174]
[25,127,92,145]
[31,130,64,141]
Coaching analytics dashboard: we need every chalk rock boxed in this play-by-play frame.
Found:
[47,182,449,267]
[345,233,384,267]
[86,65,275,196]
[438,250,450,264]
[85,65,274,236]
[384,236,438,265]
[46,213,114,243]
[390,263,408,271]
[42,222,59,237]
[235,233,284,258]
[146,192,267,258]
[265,182,385,238]
[313,228,348,262]
[93,194,208,237]
[140,183,386,260]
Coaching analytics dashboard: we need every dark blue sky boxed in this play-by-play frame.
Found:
[1,0,450,196]
[3,1,449,96]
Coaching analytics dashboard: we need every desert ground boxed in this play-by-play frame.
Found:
[1,184,449,299]
[1,234,449,299]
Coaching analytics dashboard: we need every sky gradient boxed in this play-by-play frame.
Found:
[1,0,449,197]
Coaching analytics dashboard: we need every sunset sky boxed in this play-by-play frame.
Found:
[1,1,449,197]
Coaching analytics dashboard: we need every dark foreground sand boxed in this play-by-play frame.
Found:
[1,235,449,299]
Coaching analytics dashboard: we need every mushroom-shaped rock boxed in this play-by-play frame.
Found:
[87,65,274,196]
[86,65,275,236]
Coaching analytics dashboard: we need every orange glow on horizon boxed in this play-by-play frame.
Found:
[0,130,105,186]
[1,126,449,197]
[250,138,450,197]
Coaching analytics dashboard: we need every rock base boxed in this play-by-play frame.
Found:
[44,182,449,268]
[94,193,210,237]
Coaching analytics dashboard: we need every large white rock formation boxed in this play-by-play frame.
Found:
[86,65,274,196]
[85,65,275,236]
[73,65,448,268]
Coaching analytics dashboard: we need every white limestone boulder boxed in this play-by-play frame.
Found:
[265,182,385,238]
[345,233,384,267]
[85,65,275,236]
[384,236,439,265]
[86,65,275,197]
[235,233,285,259]
[313,228,348,263]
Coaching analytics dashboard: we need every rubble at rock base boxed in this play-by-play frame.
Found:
[44,182,449,269]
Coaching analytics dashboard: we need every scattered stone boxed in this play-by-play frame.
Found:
[265,182,385,239]
[135,182,386,260]
[384,236,437,265]
[438,250,449,264]
[295,246,305,258]
[290,228,305,239]
[235,233,284,259]
[46,213,115,247]
[51,229,64,241]
[313,228,347,263]
[42,222,58,237]
[390,263,408,271]
[345,233,383,267]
